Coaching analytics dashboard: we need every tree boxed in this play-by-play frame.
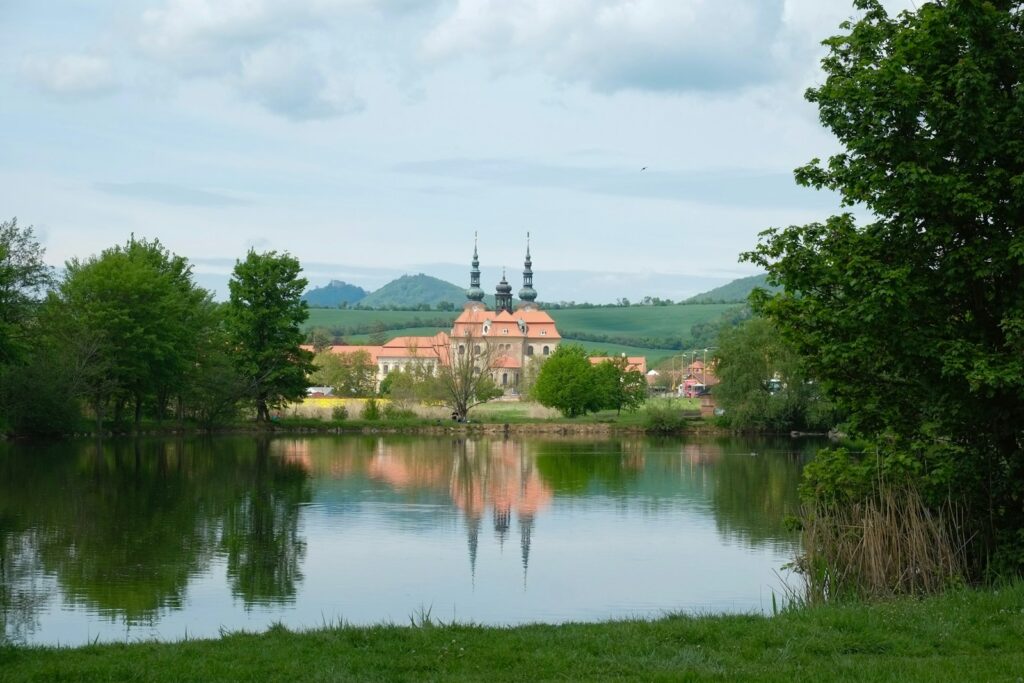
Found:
[310,349,376,397]
[432,333,502,420]
[532,344,602,418]
[56,237,210,427]
[226,251,314,422]
[743,1,1024,570]
[0,218,53,365]
[713,318,832,431]
[591,355,647,415]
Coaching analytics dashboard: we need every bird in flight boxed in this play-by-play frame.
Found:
[641,166,647,171]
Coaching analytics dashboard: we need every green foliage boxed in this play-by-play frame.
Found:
[532,345,602,417]
[362,398,381,421]
[226,251,315,422]
[641,400,690,433]
[55,236,213,427]
[311,350,376,398]
[0,217,53,365]
[714,318,834,431]
[331,404,348,421]
[591,356,647,415]
[743,1,1024,572]
[0,352,80,435]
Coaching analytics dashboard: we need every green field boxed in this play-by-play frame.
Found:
[5,584,1022,682]
[305,304,736,362]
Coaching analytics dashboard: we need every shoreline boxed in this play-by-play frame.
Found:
[3,584,1021,681]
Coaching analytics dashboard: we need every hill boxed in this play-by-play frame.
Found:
[684,273,780,304]
[303,280,368,307]
[358,274,467,309]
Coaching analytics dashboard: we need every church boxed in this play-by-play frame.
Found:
[316,237,562,394]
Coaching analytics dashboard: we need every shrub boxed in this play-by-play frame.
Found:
[383,403,416,420]
[331,404,348,421]
[643,402,687,433]
[362,398,381,421]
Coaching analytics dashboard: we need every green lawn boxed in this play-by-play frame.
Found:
[4,584,1022,682]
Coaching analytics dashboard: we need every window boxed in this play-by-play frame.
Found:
[540,330,547,336]
[502,373,508,386]
[502,328,508,335]
[473,344,481,355]
[458,344,465,355]
[526,346,534,356]
[543,346,550,356]
[382,364,389,374]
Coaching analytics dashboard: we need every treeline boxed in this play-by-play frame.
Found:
[0,219,312,436]
[308,301,458,311]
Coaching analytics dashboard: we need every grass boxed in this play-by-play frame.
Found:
[4,584,1023,681]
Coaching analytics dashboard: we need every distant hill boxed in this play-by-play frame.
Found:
[684,273,780,304]
[359,274,467,309]
[303,280,369,307]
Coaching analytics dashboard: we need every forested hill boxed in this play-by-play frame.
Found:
[684,273,780,304]
[302,280,368,307]
[358,274,467,309]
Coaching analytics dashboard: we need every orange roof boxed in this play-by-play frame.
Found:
[493,354,522,369]
[303,344,383,363]
[451,305,561,340]
[589,355,648,374]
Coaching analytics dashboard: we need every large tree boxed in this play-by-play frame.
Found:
[226,251,314,422]
[57,237,210,427]
[0,218,53,365]
[744,0,1024,570]
[532,344,603,418]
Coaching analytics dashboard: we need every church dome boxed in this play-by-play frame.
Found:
[496,277,512,294]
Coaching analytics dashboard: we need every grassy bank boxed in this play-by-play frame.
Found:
[3,584,1022,681]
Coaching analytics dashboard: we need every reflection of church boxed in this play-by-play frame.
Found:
[451,439,551,584]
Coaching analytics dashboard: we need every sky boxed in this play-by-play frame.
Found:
[0,0,914,302]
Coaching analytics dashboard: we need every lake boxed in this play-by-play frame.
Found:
[0,434,821,645]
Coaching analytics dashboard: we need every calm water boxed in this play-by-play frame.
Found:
[0,434,820,645]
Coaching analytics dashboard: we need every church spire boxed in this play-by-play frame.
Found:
[466,232,484,302]
[518,232,537,304]
[495,267,513,314]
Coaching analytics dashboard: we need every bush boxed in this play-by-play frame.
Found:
[383,403,416,420]
[0,358,81,436]
[331,404,348,421]
[642,402,688,433]
[362,398,381,421]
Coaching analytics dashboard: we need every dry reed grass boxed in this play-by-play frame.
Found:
[792,486,970,604]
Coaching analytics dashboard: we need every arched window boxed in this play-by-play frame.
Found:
[458,345,465,355]
[382,364,389,374]
[543,346,550,356]
[502,373,508,386]
[525,346,534,356]
[473,344,481,355]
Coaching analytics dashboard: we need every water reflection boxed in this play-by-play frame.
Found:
[0,435,818,644]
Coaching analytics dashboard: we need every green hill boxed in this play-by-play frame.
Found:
[358,274,466,309]
[303,280,368,307]
[684,273,780,304]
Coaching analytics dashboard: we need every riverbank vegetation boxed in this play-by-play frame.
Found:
[746,0,1024,584]
[3,582,1022,682]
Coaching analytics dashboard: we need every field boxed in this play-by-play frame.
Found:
[304,303,738,363]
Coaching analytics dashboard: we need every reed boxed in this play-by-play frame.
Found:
[792,486,970,604]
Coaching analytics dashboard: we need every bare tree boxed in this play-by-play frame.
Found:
[431,332,504,421]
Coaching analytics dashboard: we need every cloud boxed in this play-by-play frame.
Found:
[394,157,836,209]
[23,53,117,97]
[95,182,251,207]
[423,0,789,92]
[235,41,363,120]
[137,0,371,119]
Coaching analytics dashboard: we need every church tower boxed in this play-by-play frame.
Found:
[466,233,485,303]
[495,268,513,314]
[518,233,537,307]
